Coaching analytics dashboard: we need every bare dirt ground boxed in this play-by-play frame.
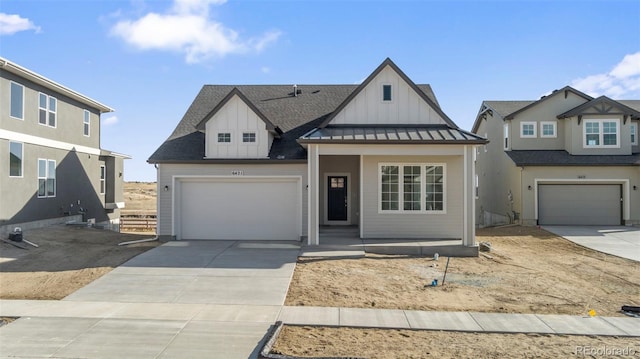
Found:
[0,182,160,300]
[286,226,640,317]
[273,326,639,359]
[277,226,640,358]
[0,226,159,299]
[122,181,156,213]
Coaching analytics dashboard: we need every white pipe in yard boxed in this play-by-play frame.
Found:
[118,236,159,246]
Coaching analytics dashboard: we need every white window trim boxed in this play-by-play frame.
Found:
[9,141,23,178]
[381,83,393,103]
[217,131,232,144]
[475,174,479,199]
[540,121,557,138]
[100,165,106,195]
[10,81,24,120]
[503,123,509,150]
[583,118,620,149]
[37,159,56,198]
[631,123,638,146]
[83,110,91,137]
[520,121,537,138]
[38,93,57,128]
[241,131,257,145]
[378,162,447,214]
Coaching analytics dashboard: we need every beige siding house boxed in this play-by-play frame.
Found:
[149,59,487,255]
[472,87,640,227]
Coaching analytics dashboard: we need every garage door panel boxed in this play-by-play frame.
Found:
[180,179,299,240]
[538,184,621,226]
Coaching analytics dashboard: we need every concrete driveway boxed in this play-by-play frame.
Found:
[0,240,300,359]
[543,226,640,262]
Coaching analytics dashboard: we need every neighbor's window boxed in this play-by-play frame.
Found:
[382,84,392,102]
[584,119,619,148]
[242,132,256,143]
[9,141,23,177]
[503,123,509,150]
[83,110,90,136]
[379,163,445,213]
[39,93,57,127]
[100,166,106,194]
[37,159,56,198]
[520,122,536,138]
[540,121,557,138]
[630,123,637,146]
[217,132,231,143]
[10,82,24,119]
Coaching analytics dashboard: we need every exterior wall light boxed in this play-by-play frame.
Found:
[164,185,169,192]
[527,185,532,190]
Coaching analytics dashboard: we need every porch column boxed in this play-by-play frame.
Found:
[463,145,476,247]
[307,144,320,245]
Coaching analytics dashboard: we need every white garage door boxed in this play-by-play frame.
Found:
[179,178,300,240]
[538,184,621,226]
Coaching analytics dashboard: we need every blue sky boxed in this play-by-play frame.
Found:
[1,0,639,182]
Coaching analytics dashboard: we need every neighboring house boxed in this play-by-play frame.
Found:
[149,58,487,254]
[0,57,128,232]
[472,86,640,227]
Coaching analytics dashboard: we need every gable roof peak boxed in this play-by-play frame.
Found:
[195,87,279,133]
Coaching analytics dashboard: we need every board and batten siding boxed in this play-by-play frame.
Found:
[329,66,446,126]
[205,95,272,158]
[157,163,308,237]
[361,155,464,239]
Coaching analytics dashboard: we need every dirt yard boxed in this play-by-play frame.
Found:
[0,182,159,300]
[277,226,640,358]
[273,326,639,359]
[0,226,159,300]
[286,226,640,316]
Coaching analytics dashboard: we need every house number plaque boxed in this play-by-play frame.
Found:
[231,170,244,176]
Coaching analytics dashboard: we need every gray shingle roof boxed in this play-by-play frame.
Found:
[149,84,442,162]
[506,150,640,166]
[483,101,535,118]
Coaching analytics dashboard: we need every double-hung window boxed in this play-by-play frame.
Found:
[503,123,509,150]
[37,159,56,198]
[380,163,445,213]
[242,132,256,143]
[9,142,23,177]
[631,123,638,146]
[39,93,57,127]
[83,110,90,136]
[10,82,24,119]
[584,119,619,148]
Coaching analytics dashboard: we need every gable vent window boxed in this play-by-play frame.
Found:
[217,133,231,143]
[242,132,256,143]
[382,84,392,102]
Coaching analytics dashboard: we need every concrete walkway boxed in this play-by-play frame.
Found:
[543,226,640,262]
[1,239,639,359]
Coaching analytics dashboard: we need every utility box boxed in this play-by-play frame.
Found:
[8,227,23,242]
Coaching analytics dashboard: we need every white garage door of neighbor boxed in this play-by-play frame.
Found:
[179,179,300,240]
[538,184,621,226]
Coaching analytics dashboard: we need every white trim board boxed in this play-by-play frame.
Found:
[0,129,101,156]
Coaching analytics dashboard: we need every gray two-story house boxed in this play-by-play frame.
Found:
[1,57,128,233]
[472,86,640,227]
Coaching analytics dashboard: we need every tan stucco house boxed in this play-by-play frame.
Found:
[472,86,640,227]
[149,58,487,254]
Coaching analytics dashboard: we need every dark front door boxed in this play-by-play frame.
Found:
[328,176,348,221]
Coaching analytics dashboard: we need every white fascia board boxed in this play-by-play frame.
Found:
[0,57,114,113]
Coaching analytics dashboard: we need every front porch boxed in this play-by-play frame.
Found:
[300,226,478,257]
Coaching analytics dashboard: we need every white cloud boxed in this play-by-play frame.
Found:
[102,116,119,126]
[261,66,270,74]
[0,13,40,35]
[110,0,280,64]
[571,52,640,98]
